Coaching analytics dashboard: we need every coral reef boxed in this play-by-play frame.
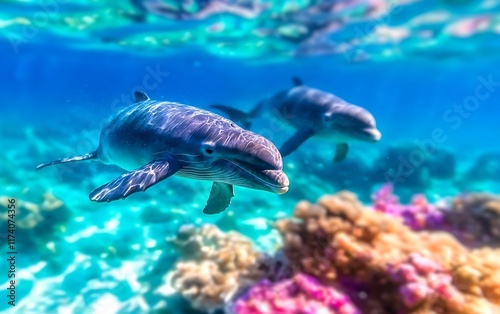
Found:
[275,191,500,314]
[371,145,456,194]
[372,184,444,230]
[230,273,360,314]
[0,192,70,248]
[462,153,500,183]
[386,253,462,308]
[371,145,432,190]
[445,193,500,247]
[163,224,265,313]
[320,158,373,201]
[426,149,456,180]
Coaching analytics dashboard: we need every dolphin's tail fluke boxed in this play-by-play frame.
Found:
[36,151,97,170]
[210,102,263,129]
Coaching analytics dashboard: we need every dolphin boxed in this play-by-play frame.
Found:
[211,77,381,162]
[36,91,289,214]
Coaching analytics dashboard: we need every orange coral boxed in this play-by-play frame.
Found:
[276,191,500,314]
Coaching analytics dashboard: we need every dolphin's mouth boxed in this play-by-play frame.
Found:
[260,169,290,194]
[228,159,289,194]
[335,125,381,142]
[361,127,382,142]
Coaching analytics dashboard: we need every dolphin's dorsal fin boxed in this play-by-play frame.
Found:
[134,91,150,103]
[292,76,303,86]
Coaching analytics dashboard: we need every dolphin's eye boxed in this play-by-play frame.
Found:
[202,143,216,156]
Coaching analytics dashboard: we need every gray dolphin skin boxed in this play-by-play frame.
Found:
[36,91,289,214]
[211,77,382,162]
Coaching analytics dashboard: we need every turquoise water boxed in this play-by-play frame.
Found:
[1,1,500,313]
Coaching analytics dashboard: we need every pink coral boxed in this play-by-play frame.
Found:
[231,273,360,314]
[387,253,463,308]
[373,184,443,230]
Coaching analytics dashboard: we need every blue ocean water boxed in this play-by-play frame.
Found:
[1,0,500,313]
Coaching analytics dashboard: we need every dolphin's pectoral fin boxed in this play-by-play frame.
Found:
[89,156,180,202]
[279,128,315,157]
[134,91,150,103]
[333,143,349,162]
[203,182,234,215]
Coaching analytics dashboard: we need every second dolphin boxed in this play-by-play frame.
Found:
[212,77,381,162]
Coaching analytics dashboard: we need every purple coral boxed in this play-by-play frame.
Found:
[387,253,463,307]
[373,184,444,230]
[231,273,360,314]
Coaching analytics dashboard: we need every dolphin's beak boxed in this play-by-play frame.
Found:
[363,128,382,142]
[221,132,290,194]
[262,169,289,194]
[229,160,290,194]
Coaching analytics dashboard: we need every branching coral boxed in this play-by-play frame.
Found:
[230,273,360,314]
[275,191,500,314]
[163,224,265,313]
